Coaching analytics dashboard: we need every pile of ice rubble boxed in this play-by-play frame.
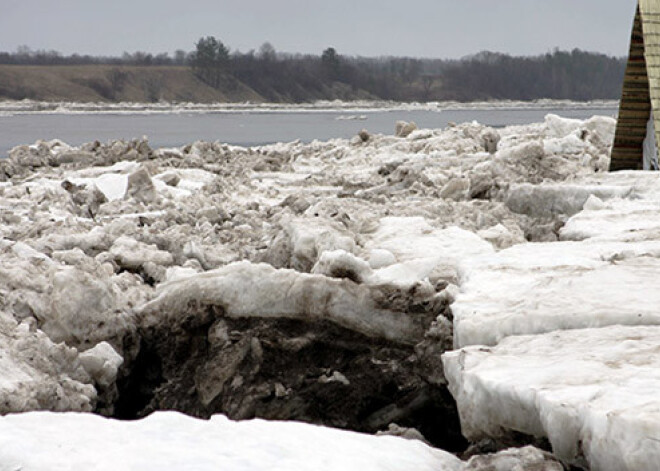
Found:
[0,111,650,469]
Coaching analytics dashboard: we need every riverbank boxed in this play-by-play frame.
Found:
[0,65,261,103]
[0,98,619,115]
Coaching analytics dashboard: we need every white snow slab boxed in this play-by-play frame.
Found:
[561,198,660,242]
[91,173,129,201]
[443,325,660,471]
[455,171,660,347]
[365,217,494,285]
[0,411,463,471]
[153,168,218,199]
[366,217,493,262]
[66,161,141,201]
[70,161,139,178]
[560,171,660,242]
[453,240,660,347]
[69,173,128,201]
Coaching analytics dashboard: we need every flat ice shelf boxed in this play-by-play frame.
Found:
[0,411,462,471]
[443,325,660,471]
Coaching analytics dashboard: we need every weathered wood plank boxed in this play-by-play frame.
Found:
[610,2,657,171]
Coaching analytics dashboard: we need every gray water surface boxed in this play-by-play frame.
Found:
[0,107,617,157]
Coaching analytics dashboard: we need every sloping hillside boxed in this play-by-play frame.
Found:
[0,65,263,103]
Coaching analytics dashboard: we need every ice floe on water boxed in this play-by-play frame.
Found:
[0,109,653,469]
[0,99,618,115]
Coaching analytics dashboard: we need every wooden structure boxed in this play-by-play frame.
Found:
[611,0,660,171]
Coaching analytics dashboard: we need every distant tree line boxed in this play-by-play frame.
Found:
[0,41,626,102]
[440,50,626,101]
[0,46,191,66]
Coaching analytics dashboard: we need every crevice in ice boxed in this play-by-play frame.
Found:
[112,315,468,452]
[116,266,158,288]
[113,337,164,420]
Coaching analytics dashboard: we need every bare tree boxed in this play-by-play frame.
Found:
[107,68,129,98]
[421,75,438,101]
[257,42,277,62]
[143,75,164,102]
[174,50,188,66]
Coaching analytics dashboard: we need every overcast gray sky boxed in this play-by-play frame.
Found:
[0,0,637,59]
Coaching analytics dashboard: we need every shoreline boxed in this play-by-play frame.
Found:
[0,98,619,116]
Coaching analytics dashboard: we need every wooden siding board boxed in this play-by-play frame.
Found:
[610,2,658,171]
[642,0,660,159]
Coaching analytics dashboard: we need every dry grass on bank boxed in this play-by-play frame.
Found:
[0,65,262,103]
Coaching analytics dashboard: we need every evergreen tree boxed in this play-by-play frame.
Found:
[321,47,340,80]
[191,36,230,88]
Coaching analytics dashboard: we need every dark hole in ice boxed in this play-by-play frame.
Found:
[113,338,164,420]
[117,266,157,287]
[328,266,361,283]
[111,317,468,452]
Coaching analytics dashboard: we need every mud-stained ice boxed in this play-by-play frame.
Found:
[0,312,96,414]
[139,260,434,345]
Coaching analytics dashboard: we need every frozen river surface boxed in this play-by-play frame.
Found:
[0,105,616,156]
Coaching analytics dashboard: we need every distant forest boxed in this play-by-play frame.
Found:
[0,40,626,102]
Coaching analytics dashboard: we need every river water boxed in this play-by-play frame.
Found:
[0,106,617,157]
